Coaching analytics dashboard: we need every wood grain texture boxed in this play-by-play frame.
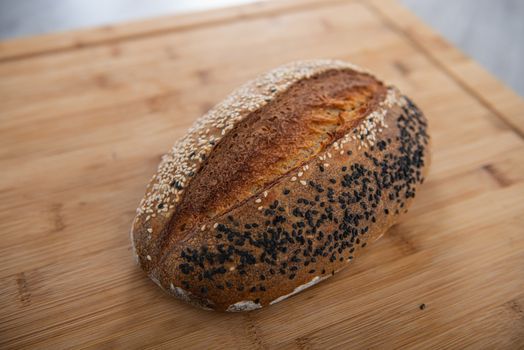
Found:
[0,0,523,348]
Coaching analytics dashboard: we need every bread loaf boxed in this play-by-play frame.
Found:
[130,60,430,312]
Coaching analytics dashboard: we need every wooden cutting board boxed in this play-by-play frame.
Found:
[1,0,523,348]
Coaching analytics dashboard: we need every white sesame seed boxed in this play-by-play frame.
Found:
[147,228,153,233]
[300,180,307,186]
[263,191,268,197]
[258,206,263,211]
[146,255,152,261]
[291,176,297,181]
[255,198,262,203]
[201,225,206,231]
[213,223,218,228]
[298,171,303,177]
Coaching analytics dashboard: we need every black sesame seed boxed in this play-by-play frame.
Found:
[179,263,192,275]
[171,102,429,301]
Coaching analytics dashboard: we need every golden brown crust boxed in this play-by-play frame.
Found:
[159,69,386,259]
[131,60,430,311]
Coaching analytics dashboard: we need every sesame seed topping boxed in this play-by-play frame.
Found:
[136,61,428,305]
[136,59,363,224]
[336,88,402,150]
[146,255,152,261]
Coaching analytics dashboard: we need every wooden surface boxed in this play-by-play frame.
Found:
[400,0,524,97]
[1,0,523,348]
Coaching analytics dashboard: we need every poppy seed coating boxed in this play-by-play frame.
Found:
[131,60,430,311]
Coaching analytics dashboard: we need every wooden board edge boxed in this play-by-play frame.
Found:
[364,0,524,138]
[0,0,346,62]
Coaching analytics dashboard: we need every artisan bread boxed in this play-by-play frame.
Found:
[130,60,430,312]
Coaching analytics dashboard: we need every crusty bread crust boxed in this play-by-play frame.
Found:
[131,60,430,311]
